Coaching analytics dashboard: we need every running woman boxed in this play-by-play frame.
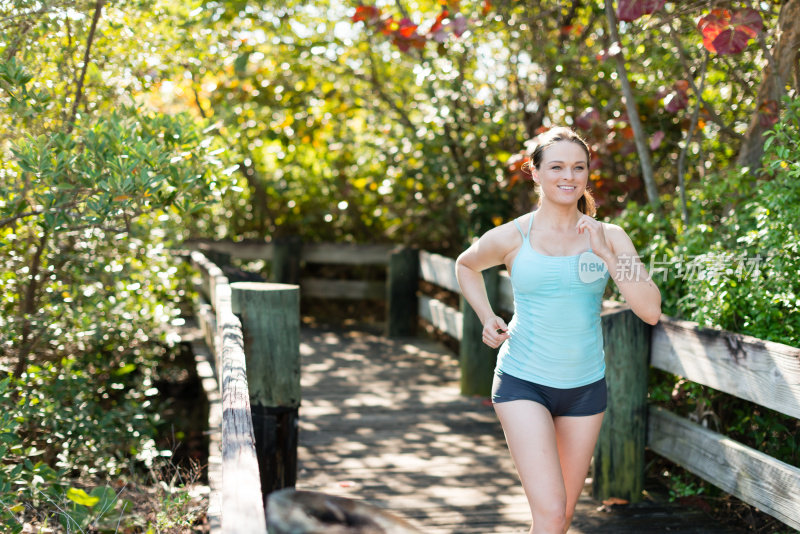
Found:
[455,127,661,534]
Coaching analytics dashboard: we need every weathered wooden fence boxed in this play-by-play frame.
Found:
[645,319,800,530]
[190,252,269,534]
[187,246,421,533]
[188,240,800,532]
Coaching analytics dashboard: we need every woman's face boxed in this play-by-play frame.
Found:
[533,140,589,205]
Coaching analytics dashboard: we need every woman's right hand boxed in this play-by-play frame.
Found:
[481,315,509,348]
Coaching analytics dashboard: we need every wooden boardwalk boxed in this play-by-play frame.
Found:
[294,326,743,534]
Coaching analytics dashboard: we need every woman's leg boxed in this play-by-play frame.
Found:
[553,412,605,532]
[493,400,566,534]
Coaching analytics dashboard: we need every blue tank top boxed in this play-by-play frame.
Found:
[495,212,611,388]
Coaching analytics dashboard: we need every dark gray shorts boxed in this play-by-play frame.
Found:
[491,371,607,417]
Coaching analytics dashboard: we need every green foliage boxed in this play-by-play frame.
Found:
[0,2,224,530]
[666,470,707,502]
[674,95,800,345]
[613,95,800,347]
[0,377,59,533]
[630,97,800,488]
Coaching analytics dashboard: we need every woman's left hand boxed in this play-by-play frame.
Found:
[576,214,613,260]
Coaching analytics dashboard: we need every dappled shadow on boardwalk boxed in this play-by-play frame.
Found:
[295,327,743,534]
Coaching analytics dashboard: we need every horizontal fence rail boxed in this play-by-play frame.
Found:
[650,317,800,420]
[186,239,394,265]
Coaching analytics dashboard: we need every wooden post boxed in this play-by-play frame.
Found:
[592,307,651,503]
[459,266,499,397]
[272,236,302,284]
[386,246,419,337]
[230,282,301,504]
[206,249,231,269]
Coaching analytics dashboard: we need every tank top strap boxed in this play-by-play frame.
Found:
[526,212,535,236]
[512,218,525,240]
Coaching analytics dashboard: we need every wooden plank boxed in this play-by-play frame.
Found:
[300,278,385,300]
[419,251,460,292]
[648,405,800,531]
[418,295,463,341]
[497,271,513,313]
[219,310,268,534]
[301,243,392,265]
[231,282,301,499]
[188,239,274,261]
[231,282,302,408]
[650,315,800,419]
[189,337,222,532]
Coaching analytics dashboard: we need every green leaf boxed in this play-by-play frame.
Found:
[66,487,100,507]
[90,486,118,519]
[114,363,137,376]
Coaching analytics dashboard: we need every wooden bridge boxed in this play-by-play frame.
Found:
[292,325,750,533]
[180,240,800,534]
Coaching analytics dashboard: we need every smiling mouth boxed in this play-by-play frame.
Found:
[558,185,576,191]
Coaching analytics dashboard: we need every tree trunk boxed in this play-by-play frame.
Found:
[736,0,800,171]
[604,2,661,212]
[14,228,49,377]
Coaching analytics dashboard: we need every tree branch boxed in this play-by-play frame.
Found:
[667,22,741,140]
[677,51,709,228]
[66,0,105,133]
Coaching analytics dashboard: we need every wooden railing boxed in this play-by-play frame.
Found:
[645,319,800,530]
[190,252,268,534]
[187,238,391,299]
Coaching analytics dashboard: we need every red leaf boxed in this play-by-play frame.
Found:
[576,108,600,130]
[730,8,763,38]
[664,91,688,113]
[711,28,751,55]
[352,5,380,23]
[758,99,779,127]
[650,130,665,150]
[392,31,426,53]
[381,17,399,35]
[429,10,449,34]
[617,0,665,22]
[696,9,729,37]
[392,35,410,52]
[450,13,467,37]
[397,18,418,38]
[410,34,427,49]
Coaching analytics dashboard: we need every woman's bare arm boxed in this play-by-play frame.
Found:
[600,223,662,325]
[455,224,518,347]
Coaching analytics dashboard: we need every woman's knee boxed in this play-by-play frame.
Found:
[533,499,567,532]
